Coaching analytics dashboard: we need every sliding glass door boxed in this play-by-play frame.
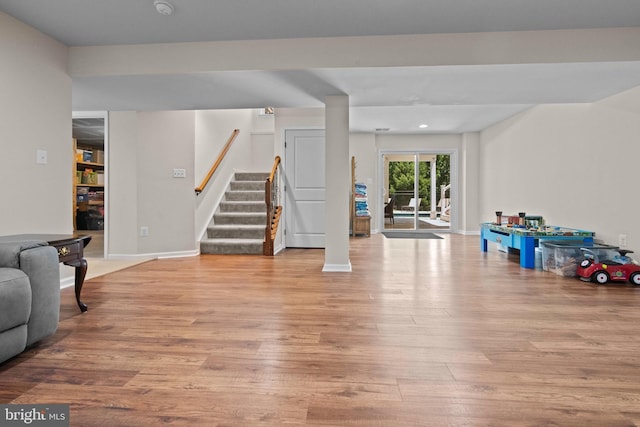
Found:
[382,152,451,232]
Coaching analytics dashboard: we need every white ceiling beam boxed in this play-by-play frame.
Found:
[69,27,640,77]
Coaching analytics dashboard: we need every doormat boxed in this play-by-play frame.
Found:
[382,232,443,239]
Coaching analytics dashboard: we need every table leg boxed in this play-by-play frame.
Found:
[480,229,488,252]
[65,258,88,312]
[74,258,88,312]
[519,236,536,269]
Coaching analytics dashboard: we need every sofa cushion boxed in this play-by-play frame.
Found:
[0,325,28,364]
[0,268,32,332]
[0,241,48,269]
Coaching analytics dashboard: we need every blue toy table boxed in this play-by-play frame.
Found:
[480,223,594,269]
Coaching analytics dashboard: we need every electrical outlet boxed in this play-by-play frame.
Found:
[140,226,149,237]
[173,168,186,178]
[619,234,628,248]
[36,149,47,164]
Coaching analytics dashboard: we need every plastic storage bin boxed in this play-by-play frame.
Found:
[541,241,619,277]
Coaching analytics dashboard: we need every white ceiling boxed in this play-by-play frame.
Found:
[2,0,640,134]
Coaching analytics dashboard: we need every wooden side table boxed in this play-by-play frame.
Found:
[0,234,92,312]
[353,216,371,237]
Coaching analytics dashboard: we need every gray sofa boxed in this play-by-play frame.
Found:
[0,240,60,364]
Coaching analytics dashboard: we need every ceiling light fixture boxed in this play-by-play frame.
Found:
[419,124,429,129]
[154,0,174,15]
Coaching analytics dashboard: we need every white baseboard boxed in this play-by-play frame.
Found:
[60,276,75,289]
[322,262,352,272]
[58,250,198,289]
[458,230,481,236]
[273,243,285,255]
[108,249,199,260]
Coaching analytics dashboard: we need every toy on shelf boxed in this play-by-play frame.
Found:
[577,248,640,285]
[494,211,545,230]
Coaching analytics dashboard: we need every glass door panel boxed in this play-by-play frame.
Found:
[437,154,451,228]
[383,154,416,230]
[416,155,430,230]
[383,152,451,232]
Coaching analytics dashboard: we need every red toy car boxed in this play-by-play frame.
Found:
[577,248,640,285]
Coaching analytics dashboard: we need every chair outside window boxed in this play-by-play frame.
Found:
[402,197,421,212]
[384,196,396,224]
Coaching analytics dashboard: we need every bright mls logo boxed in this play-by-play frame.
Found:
[0,405,69,426]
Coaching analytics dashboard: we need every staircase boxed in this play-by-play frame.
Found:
[200,172,269,255]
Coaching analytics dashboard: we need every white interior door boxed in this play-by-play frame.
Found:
[284,129,325,248]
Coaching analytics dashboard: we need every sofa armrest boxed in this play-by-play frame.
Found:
[20,244,60,346]
[1,242,62,346]
[0,241,49,269]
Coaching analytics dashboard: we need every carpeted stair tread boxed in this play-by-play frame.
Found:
[225,191,264,201]
[230,182,264,192]
[207,224,265,239]
[208,224,264,229]
[200,238,263,255]
[200,171,270,255]
[234,172,269,181]
[213,212,266,226]
[219,201,266,213]
[203,238,263,243]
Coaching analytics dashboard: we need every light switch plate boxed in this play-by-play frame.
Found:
[173,168,186,178]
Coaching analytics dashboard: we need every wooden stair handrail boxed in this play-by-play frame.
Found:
[264,156,282,256]
[195,129,240,195]
[269,156,281,182]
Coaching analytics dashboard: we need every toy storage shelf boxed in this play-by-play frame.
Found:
[73,138,105,231]
[350,156,370,237]
[480,223,595,269]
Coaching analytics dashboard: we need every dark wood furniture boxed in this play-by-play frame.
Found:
[384,196,396,224]
[0,234,91,312]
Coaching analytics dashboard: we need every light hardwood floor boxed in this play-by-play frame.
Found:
[2,234,640,426]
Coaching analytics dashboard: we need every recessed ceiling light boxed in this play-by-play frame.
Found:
[154,0,174,15]
[419,124,429,129]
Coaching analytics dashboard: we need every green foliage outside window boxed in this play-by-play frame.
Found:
[388,155,450,211]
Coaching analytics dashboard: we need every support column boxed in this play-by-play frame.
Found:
[384,157,390,201]
[323,95,351,272]
[461,132,480,234]
[430,160,437,219]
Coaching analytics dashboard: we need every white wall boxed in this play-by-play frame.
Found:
[108,111,139,255]
[108,111,196,257]
[0,12,71,235]
[194,109,259,241]
[250,133,275,172]
[274,108,325,149]
[137,111,196,254]
[195,110,253,187]
[480,85,640,250]
[461,132,481,234]
[250,110,276,171]
[109,108,272,255]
